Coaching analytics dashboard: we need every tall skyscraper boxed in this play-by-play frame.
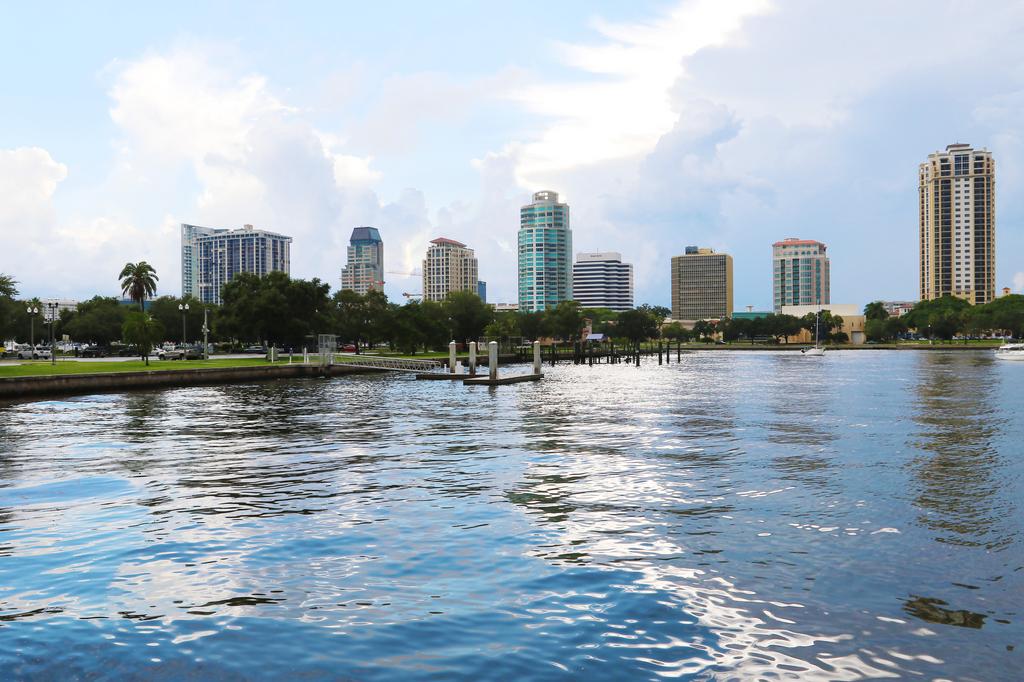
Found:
[572,252,634,311]
[422,237,480,302]
[340,226,384,296]
[919,143,995,304]
[671,247,733,321]
[181,223,292,304]
[772,238,830,311]
[518,190,572,313]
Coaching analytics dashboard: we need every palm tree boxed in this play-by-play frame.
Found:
[119,262,159,311]
[0,274,18,299]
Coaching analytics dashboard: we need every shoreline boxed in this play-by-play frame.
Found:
[0,363,381,401]
[0,345,1003,401]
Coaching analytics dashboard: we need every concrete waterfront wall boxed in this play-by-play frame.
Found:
[0,364,377,401]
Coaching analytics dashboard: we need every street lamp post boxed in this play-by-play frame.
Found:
[26,306,38,352]
[178,302,190,346]
[46,302,57,365]
[202,306,209,360]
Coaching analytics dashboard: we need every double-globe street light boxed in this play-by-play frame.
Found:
[26,306,39,351]
[178,303,190,346]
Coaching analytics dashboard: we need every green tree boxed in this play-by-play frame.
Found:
[544,301,584,341]
[800,310,844,343]
[518,311,546,341]
[485,311,521,339]
[149,295,211,344]
[119,262,159,311]
[763,313,802,343]
[581,307,619,335]
[445,291,493,345]
[981,294,1024,339]
[64,297,127,345]
[864,301,889,321]
[661,322,688,341]
[0,274,17,299]
[692,320,715,342]
[0,274,18,342]
[616,308,660,343]
[218,272,329,348]
[646,305,671,321]
[904,296,970,341]
[122,312,164,365]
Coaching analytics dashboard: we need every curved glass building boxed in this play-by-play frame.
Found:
[518,190,572,313]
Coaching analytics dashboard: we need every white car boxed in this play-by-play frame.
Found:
[17,345,51,360]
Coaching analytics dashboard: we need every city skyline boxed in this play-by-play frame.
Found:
[4,2,1024,308]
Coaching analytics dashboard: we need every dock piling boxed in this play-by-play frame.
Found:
[449,341,457,374]
[533,340,541,375]
[489,341,498,381]
[468,341,477,376]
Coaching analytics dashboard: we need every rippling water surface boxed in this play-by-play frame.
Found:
[0,350,1021,680]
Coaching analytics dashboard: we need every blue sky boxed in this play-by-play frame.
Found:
[3,0,1024,308]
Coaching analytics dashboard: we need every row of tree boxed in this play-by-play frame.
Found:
[6,264,1024,356]
[865,295,1024,341]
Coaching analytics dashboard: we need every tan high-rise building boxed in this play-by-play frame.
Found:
[772,238,829,312]
[423,237,480,302]
[671,247,733,321]
[919,143,995,304]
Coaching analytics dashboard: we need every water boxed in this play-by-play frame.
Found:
[0,350,1021,680]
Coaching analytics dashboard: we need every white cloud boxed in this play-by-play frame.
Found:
[508,0,771,184]
[0,147,69,284]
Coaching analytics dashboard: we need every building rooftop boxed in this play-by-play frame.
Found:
[531,190,559,203]
[576,252,622,262]
[430,237,467,247]
[350,226,382,243]
[773,237,826,248]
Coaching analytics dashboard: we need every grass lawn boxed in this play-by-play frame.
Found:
[0,358,280,378]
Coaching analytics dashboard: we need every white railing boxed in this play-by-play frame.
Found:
[328,355,445,373]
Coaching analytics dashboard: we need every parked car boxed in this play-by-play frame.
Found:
[18,345,52,360]
[242,345,266,354]
[164,346,203,360]
[80,345,111,358]
[341,344,357,352]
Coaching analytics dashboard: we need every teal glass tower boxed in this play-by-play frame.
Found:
[518,190,572,312]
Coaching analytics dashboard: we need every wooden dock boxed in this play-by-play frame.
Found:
[463,373,543,386]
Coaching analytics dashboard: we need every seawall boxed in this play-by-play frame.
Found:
[0,364,380,401]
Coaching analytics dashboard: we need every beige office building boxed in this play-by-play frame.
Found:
[919,143,995,304]
[422,237,480,302]
[671,247,733,321]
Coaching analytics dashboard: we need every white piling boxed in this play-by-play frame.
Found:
[449,341,457,374]
[533,340,541,375]
[468,341,477,376]
[489,341,498,381]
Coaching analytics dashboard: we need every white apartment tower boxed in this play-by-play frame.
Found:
[919,143,996,304]
[181,223,292,304]
[422,237,480,302]
[571,252,634,311]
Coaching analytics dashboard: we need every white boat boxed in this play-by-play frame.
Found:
[994,343,1024,361]
[802,308,825,356]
